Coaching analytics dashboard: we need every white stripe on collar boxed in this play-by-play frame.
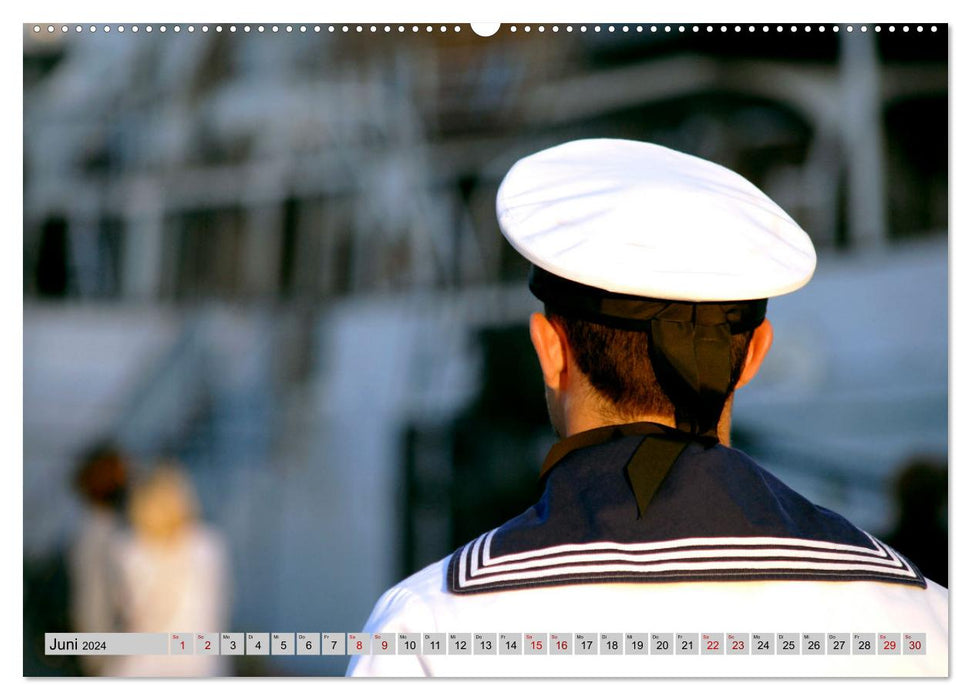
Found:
[450,529,923,593]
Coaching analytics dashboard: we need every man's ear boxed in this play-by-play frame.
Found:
[529,312,568,391]
[735,318,773,389]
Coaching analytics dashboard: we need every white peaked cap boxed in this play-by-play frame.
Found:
[496,139,817,302]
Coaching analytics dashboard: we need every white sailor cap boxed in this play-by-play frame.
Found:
[496,139,817,438]
[496,138,816,303]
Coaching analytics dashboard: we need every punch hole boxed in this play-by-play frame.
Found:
[471,23,500,36]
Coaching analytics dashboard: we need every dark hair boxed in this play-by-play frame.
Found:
[547,308,754,421]
[74,442,129,508]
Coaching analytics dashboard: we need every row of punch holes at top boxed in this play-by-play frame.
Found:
[32,24,940,35]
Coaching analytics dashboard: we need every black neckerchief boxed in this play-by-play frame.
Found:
[540,422,717,517]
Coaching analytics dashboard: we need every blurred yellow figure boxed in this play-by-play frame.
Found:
[108,463,230,677]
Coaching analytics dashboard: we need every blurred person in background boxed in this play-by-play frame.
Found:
[108,462,230,676]
[883,456,948,587]
[69,442,129,675]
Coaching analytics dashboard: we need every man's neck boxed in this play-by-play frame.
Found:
[563,411,673,438]
[563,397,734,446]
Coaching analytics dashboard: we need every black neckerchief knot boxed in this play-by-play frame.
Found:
[539,422,718,517]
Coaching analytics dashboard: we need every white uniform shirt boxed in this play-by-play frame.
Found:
[347,556,947,677]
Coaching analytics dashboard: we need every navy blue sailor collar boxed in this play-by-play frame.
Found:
[448,422,925,594]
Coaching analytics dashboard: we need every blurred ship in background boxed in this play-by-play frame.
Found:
[23,24,946,675]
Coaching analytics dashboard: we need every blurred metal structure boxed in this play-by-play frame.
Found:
[24,26,946,301]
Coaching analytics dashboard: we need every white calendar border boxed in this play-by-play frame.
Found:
[8,0,962,698]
